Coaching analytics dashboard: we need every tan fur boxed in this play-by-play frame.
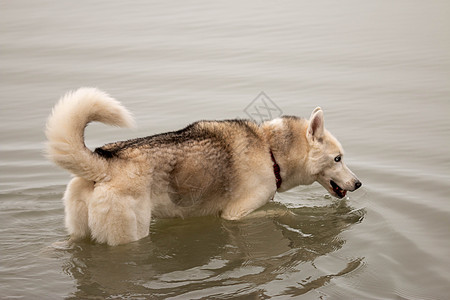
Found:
[46,88,361,246]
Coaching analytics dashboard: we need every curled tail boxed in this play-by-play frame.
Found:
[45,88,135,182]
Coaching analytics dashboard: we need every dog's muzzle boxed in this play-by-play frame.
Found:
[330,179,362,198]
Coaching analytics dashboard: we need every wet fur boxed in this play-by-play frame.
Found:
[46,88,361,245]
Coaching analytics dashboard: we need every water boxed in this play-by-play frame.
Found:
[1,1,449,299]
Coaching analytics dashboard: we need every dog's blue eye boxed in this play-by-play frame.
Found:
[334,155,341,162]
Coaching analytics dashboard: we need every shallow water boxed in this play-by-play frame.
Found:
[1,1,449,299]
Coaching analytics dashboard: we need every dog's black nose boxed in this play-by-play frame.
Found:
[354,181,362,190]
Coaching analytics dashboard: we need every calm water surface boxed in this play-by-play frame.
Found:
[1,1,449,299]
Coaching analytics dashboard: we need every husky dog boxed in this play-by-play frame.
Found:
[46,88,362,245]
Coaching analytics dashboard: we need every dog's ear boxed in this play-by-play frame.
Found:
[307,107,324,141]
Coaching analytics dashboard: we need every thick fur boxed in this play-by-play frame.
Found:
[46,88,361,245]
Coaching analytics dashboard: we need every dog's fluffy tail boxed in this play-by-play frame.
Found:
[45,88,135,182]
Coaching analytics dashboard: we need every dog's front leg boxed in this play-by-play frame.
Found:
[221,187,275,221]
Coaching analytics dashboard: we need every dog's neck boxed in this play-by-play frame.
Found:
[262,118,314,192]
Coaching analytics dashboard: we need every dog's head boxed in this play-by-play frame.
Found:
[306,107,362,198]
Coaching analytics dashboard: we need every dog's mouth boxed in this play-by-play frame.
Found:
[330,180,347,198]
